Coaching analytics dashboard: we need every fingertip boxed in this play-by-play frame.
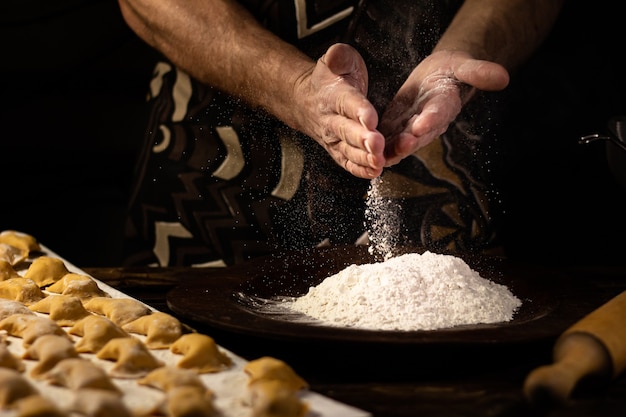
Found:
[363,130,385,154]
[394,132,420,156]
[363,137,373,153]
[357,107,379,131]
[367,153,384,171]
[348,161,382,179]
[366,167,383,179]
[496,68,510,89]
[357,166,382,179]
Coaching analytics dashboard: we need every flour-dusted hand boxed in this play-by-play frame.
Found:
[379,50,509,166]
[297,43,385,179]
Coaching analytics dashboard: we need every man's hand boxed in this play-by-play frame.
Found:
[296,43,386,179]
[379,50,510,166]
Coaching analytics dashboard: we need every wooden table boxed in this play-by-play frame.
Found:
[83,264,626,417]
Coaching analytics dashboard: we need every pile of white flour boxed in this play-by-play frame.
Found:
[287,251,521,331]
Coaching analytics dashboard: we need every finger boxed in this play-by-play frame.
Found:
[409,108,452,139]
[378,86,419,138]
[324,43,367,81]
[341,139,381,170]
[384,131,419,166]
[384,124,441,167]
[455,59,510,91]
[343,158,383,179]
[326,133,383,178]
[328,115,385,166]
[334,93,379,141]
[408,90,461,137]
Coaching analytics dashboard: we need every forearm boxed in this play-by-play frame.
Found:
[118,0,314,131]
[434,0,564,70]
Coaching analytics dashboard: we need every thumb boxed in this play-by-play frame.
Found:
[322,43,368,92]
[455,59,510,91]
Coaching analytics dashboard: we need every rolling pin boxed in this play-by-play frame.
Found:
[523,290,626,407]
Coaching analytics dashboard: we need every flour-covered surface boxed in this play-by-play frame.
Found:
[0,239,369,417]
[288,251,522,331]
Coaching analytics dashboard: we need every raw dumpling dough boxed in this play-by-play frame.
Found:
[46,273,109,300]
[244,357,308,391]
[68,315,129,354]
[83,297,151,326]
[244,357,309,417]
[0,343,25,372]
[69,388,132,417]
[23,256,69,288]
[13,394,66,417]
[138,366,207,392]
[0,368,39,408]
[122,312,183,349]
[23,334,79,378]
[170,333,232,373]
[96,337,164,378]
[138,368,217,417]
[0,230,41,253]
[43,358,119,392]
[0,299,35,321]
[0,259,21,281]
[163,386,217,417]
[0,243,28,266]
[0,313,67,347]
[29,295,91,326]
[0,278,46,305]
[247,379,309,417]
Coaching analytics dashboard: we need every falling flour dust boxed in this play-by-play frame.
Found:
[364,176,400,261]
[287,251,522,331]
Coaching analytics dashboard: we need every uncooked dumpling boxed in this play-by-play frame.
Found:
[0,313,67,347]
[170,333,232,373]
[0,343,25,372]
[28,295,91,326]
[23,334,79,378]
[43,358,119,392]
[69,388,132,417]
[244,357,309,417]
[0,368,39,407]
[138,371,216,417]
[23,256,69,288]
[0,259,21,281]
[247,379,309,417]
[0,299,35,321]
[96,337,164,378]
[244,357,308,391]
[138,366,206,392]
[13,394,66,417]
[0,230,41,253]
[46,273,109,300]
[0,278,46,305]
[68,315,129,354]
[0,243,28,266]
[83,297,151,326]
[122,312,183,349]
[163,386,217,417]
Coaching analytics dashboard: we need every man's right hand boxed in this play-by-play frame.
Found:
[295,43,386,179]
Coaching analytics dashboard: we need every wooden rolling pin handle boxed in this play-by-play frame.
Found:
[523,332,612,407]
[524,290,626,408]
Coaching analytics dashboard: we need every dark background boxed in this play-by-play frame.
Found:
[0,0,158,266]
[1,0,625,267]
[494,1,626,266]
